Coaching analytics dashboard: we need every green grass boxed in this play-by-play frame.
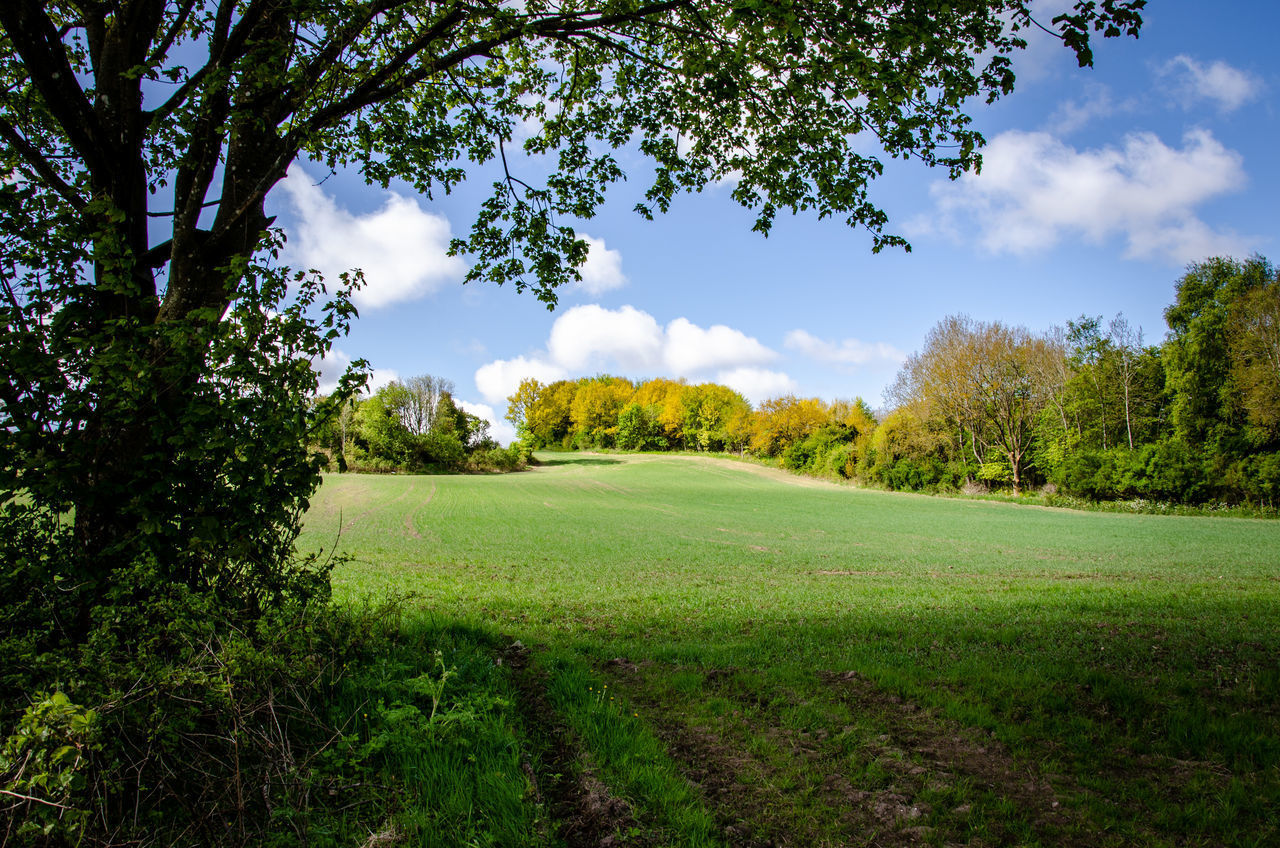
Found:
[299,452,1280,846]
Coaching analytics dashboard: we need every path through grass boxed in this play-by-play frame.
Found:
[299,453,1280,846]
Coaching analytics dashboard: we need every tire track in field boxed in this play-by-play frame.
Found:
[402,481,437,540]
[341,478,417,534]
[603,660,1115,847]
[505,642,656,847]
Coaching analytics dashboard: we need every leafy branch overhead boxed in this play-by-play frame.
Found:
[3,0,1144,306]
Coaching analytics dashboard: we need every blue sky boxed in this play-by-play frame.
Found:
[268,0,1278,444]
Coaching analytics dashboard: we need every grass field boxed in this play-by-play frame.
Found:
[298,452,1280,847]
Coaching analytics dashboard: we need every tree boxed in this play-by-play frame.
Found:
[749,395,829,457]
[506,378,545,434]
[1165,256,1277,453]
[634,378,692,447]
[682,383,751,451]
[570,376,634,446]
[0,0,1144,604]
[890,316,1061,493]
[1066,315,1113,449]
[615,401,662,450]
[1227,279,1280,442]
[888,315,988,467]
[398,374,455,435]
[520,379,579,447]
[1108,314,1143,450]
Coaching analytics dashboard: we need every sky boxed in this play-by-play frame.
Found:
[266,0,1279,445]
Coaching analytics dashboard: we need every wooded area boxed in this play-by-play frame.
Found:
[505,256,1280,506]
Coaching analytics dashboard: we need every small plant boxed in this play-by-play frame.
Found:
[0,692,98,842]
[410,650,457,722]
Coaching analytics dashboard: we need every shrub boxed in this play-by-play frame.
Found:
[0,556,417,847]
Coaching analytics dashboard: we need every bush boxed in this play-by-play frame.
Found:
[468,443,531,472]
[0,556,418,847]
[414,431,467,469]
[1051,440,1219,505]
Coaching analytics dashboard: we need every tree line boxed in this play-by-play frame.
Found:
[507,256,1280,507]
[315,375,529,472]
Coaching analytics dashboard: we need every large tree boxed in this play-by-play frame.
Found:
[0,0,1144,600]
[1164,256,1277,453]
[890,315,1061,493]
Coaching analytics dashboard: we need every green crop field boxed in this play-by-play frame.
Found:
[298,453,1280,847]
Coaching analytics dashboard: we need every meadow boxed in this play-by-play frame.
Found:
[298,453,1280,847]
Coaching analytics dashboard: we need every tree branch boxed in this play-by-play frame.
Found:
[145,0,269,126]
[147,0,200,67]
[0,117,87,211]
[297,0,692,137]
[0,0,109,177]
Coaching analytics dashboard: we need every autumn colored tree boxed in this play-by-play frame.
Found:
[890,316,1063,493]
[517,380,580,447]
[570,377,635,446]
[749,396,830,457]
[682,383,752,451]
[634,378,692,446]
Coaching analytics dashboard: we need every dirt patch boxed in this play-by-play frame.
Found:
[504,642,650,847]
[604,659,1114,846]
[819,670,1076,839]
[606,662,918,847]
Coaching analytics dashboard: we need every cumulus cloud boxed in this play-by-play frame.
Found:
[1045,84,1137,135]
[457,399,519,446]
[474,355,568,405]
[664,317,778,374]
[716,367,797,404]
[920,128,1254,264]
[547,304,664,371]
[1158,56,1263,113]
[784,330,905,367]
[474,304,793,404]
[279,166,466,309]
[575,235,628,294]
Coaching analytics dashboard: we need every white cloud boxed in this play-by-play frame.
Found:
[312,348,396,397]
[784,330,905,367]
[457,399,519,446]
[368,367,401,393]
[1045,84,1136,135]
[716,367,797,404]
[575,234,628,295]
[279,166,466,309]
[314,348,398,396]
[314,348,351,396]
[474,355,568,405]
[474,304,792,405]
[547,304,664,371]
[921,128,1254,264]
[1158,55,1263,113]
[664,317,777,374]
